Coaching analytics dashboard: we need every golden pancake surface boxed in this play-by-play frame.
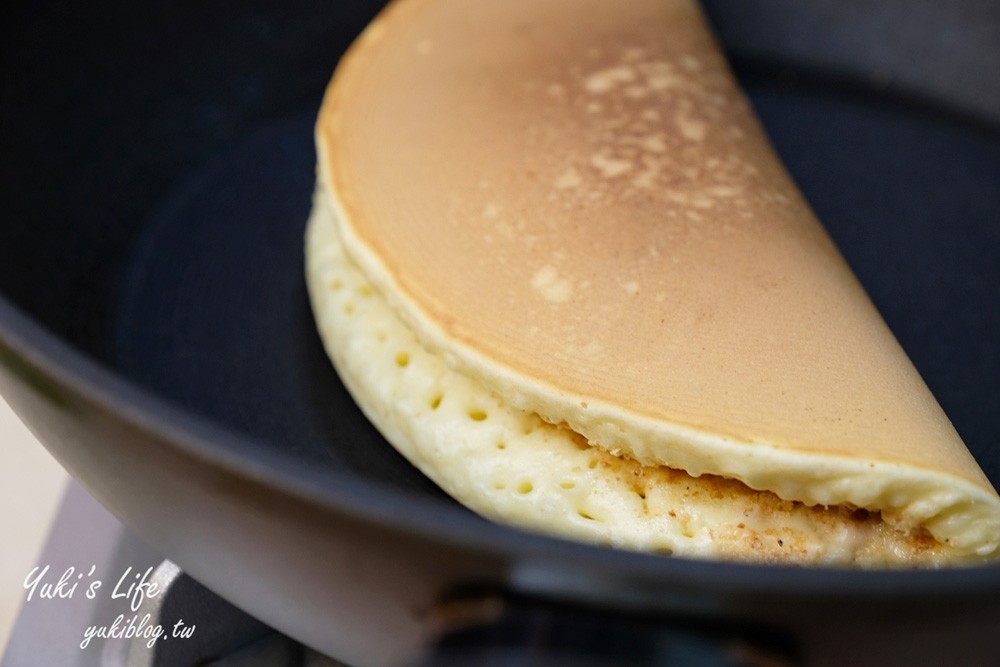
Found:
[313,0,1000,559]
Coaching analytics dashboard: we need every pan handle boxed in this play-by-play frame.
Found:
[409,590,798,667]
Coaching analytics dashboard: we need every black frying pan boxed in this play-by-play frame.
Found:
[2,1,1000,665]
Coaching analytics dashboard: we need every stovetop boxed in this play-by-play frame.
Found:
[2,482,345,667]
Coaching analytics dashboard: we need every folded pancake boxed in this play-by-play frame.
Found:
[307,0,1000,565]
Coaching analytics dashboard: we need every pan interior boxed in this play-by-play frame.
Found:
[105,79,1000,506]
[109,113,449,498]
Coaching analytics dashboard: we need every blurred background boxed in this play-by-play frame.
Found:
[0,399,66,653]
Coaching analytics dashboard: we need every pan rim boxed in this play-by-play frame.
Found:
[3,292,1000,604]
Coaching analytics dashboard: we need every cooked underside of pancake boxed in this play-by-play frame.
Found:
[305,188,970,567]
